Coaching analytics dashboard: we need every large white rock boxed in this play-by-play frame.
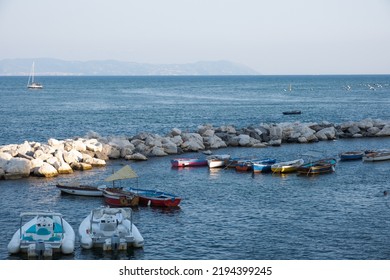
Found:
[4,158,31,179]
[162,141,178,154]
[150,146,168,157]
[170,128,182,136]
[376,124,390,136]
[34,162,58,178]
[57,162,73,174]
[181,133,205,151]
[269,125,283,140]
[315,127,336,140]
[125,153,148,161]
[48,138,64,150]
[63,149,83,164]
[0,152,12,169]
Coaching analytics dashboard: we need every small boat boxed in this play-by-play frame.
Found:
[271,158,304,173]
[234,158,273,172]
[8,211,75,259]
[363,151,390,162]
[339,151,364,161]
[103,165,140,207]
[235,159,254,172]
[297,158,337,176]
[78,207,144,251]
[252,158,277,173]
[56,183,107,197]
[206,154,231,168]
[225,157,252,169]
[282,110,301,115]
[171,158,208,167]
[127,188,182,207]
[27,61,43,89]
[103,188,139,207]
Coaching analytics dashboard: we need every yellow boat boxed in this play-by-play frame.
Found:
[271,158,304,173]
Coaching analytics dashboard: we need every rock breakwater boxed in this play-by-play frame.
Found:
[1,118,389,180]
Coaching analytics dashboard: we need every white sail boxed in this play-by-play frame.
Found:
[27,61,43,89]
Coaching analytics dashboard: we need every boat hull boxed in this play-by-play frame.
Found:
[56,184,105,197]
[363,152,390,162]
[171,158,208,167]
[8,212,75,258]
[78,207,144,250]
[207,154,230,168]
[339,151,363,161]
[103,188,139,207]
[127,188,181,207]
[297,158,337,176]
[271,159,304,173]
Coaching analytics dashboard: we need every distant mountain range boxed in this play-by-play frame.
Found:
[0,58,259,76]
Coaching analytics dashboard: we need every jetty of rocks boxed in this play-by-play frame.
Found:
[1,118,389,180]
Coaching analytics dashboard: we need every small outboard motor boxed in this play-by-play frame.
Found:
[35,240,45,259]
[111,234,120,251]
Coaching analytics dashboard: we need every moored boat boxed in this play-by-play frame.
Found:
[362,151,390,162]
[171,158,208,167]
[252,158,277,173]
[235,160,254,172]
[8,211,75,259]
[282,110,301,115]
[78,207,144,251]
[103,188,139,207]
[206,154,231,168]
[271,158,304,173]
[56,183,106,197]
[339,151,364,161]
[127,188,181,207]
[297,158,337,175]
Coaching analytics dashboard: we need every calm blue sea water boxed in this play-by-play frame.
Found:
[0,75,390,260]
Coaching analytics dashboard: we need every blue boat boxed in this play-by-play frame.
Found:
[251,158,277,173]
[339,151,364,161]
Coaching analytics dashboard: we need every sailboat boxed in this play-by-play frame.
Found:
[27,62,43,89]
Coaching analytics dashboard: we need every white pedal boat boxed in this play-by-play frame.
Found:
[8,212,75,258]
[78,207,144,251]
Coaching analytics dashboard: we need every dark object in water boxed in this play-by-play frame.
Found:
[283,110,302,115]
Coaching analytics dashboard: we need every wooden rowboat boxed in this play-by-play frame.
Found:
[271,158,304,173]
[363,151,390,162]
[56,183,106,197]
[297,158,337,176]
[339,151,364,161]
[103,188,139,207]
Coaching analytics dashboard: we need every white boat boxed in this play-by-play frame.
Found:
[27,61,43,89]
[363,151,390,162]
[206,154,231,168]
[56,182,107,197]
[78,207,144,251]
[8,212,75,258]
[271,158,304,173]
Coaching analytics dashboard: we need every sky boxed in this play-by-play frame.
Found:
[1,0,390,75]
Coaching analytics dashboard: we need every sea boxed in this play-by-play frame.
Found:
[0,75,390,260]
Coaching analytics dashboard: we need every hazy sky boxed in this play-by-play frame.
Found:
[1,0,390,74]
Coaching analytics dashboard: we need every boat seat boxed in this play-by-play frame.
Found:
[48,236,61,242]
[36,228,51,235]
[22,235,34,241]
[100,221,117,232]
[53,223,63,233]
[26,225,36,234]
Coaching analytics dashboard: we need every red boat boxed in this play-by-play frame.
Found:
[127,188,181,207]
[102,188,139,207]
